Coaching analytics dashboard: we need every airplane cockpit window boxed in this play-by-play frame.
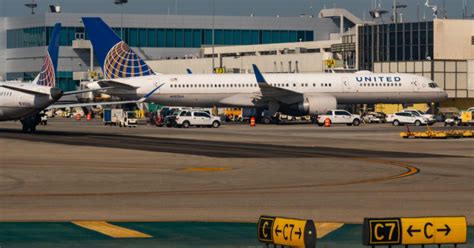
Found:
[428,82,439,88]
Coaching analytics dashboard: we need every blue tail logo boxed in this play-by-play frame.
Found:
[37,23,61,87]
[82,17,154,79]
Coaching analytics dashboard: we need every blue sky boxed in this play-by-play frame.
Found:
[1,0,472,21]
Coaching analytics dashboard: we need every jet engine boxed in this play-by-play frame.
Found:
[279,95,337,116]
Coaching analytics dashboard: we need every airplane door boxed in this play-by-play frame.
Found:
[411,79,420,92]
[342,77,351,92]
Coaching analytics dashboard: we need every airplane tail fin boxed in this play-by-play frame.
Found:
[82,17,154,79]
[35,23,61,87]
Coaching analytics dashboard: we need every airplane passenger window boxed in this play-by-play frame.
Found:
[329,84,332,87]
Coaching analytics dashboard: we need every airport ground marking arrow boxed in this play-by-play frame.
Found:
[295,228,302,239]
[437,224,451,236]
[275,225,282,237]
[407,225,421,237]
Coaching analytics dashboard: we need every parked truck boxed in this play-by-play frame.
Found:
[316,110,362,126]
[103,109,123,126]
[103,109,138,127]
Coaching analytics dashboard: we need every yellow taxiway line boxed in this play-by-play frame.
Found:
[72,221,152,238]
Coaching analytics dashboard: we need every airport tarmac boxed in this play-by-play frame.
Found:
[1,118,472,225]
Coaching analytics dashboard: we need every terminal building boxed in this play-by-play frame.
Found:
[357,19,474,109]
[0,9,473,110]
[0,12,345,91]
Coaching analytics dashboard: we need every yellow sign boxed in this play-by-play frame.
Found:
[401,217,467,245]
[461,111,472,123]
[325,59,336,68]
[363,217,467,246]
[214,67,225,74]
[363,218,401,245]
[258,216,316,248]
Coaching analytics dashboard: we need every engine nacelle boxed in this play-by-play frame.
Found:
[280,95,337,116]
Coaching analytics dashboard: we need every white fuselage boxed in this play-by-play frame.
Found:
[91,72,447,110]
[0,82,55,121]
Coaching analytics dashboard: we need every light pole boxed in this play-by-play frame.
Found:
[114,0,128,39]
[211,0,215,73]
[24,0,38,15]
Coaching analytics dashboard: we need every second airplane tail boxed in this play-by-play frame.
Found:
[35,23,61,88]
[82,17,154,79]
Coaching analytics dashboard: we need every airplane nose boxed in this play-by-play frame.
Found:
[50,87,64,100]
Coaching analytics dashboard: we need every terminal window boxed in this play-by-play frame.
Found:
[7,26,314,49]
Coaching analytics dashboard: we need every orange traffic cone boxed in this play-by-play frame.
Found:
[250,116,256,127]
[76,114,81,121]
[324,118,331,127]
[86,113,91,121]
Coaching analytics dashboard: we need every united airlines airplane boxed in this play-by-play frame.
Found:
[83,17,447,117]
[0,23,156,132]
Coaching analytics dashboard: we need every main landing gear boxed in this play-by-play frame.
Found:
[20,114,41,133]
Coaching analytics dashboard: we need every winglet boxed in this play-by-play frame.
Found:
[138,83,165,102]
[186,68,192,74]
[252,64,268,85]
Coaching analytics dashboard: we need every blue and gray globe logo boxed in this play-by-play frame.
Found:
[37,52,56,88]
[103,41,154,79]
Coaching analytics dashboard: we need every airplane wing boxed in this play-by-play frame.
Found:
[0,83,50,96]
[47,83,164,109]
[251,64,303,104]
[97,80,139,90]
[62,87,113,96]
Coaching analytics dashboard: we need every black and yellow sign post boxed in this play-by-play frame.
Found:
[363,217,467,247]
[258,216,317,248]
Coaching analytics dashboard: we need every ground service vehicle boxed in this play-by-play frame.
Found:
[362,112,386,123]
[460,109,474,126]
[103,109,123,126]
[317,110,362,126]
[119,111,138,128]
[175,110,221,128]
[387,112,428,126]
[40,113,48,125]
[444,114,461,126]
